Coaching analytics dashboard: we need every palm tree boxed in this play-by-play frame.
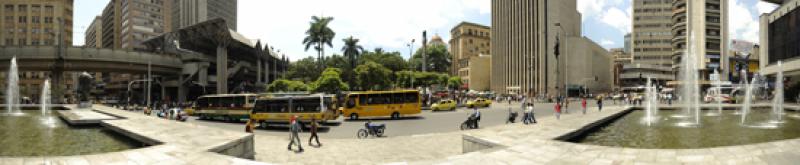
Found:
[341,36,364,86]
[302,16,336,71]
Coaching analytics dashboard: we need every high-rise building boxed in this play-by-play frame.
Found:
[85,16,102,48]
[630,0,674,85]
[624,33,632,54]
[672,0,729,80]
[491,0,612,96]
[448,21,490,86]
[101,0,171,50]
[171,0,237,31]
[0,0,72,46]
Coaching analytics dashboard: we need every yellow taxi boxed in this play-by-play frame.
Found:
[184,107,195,116]
[466,98,492,108]
[431,100,457,111]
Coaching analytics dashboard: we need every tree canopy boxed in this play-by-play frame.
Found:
[266,79,309,92]
[286,57,320,83]
[410,44,451,73]
[354,61,393,91]
[310,68,350,94]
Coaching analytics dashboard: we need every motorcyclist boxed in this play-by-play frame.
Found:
[471,106,481,128]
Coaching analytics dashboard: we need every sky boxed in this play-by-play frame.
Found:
[72,0,778,61]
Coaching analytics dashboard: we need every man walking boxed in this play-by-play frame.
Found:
[582,97,587,115]
[597,96,603,112]
[288,116,303,152]
[309,118,321,147]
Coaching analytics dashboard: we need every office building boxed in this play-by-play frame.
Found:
[101,0,171,50]
[759,0,799,90]
[448,21,491,85]
[85,16,101,48]
[491,0,612,96]
[0,0,72,46]
[171,0,237,31]
[672,0,729,81]
[631,0,674,85]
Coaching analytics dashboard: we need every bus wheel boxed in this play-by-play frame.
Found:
[350,113,359,120]
[391,112,400,119]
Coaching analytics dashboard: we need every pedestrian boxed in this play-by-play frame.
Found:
[582,97,587,115]
[472,106,481,128]
[525,103,537,124]
[309,118,321,147]
[288,116,304,152]
[245,119,255,133]
[554,101,562,120]
[597,96,603,112]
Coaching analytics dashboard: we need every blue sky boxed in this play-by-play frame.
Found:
[72,0,776,61]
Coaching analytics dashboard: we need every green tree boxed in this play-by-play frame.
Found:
[311,68,350,94]
[447,76,463,90]
[341,36,364,84]
[266,79,309,92]
[302,16,335,71]
[410,44,451,73]
[360,49,408,72]
[286,57,320,82]
[355,61,393,91]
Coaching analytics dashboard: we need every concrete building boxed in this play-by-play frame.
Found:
[0,0,73,46]
[0,0,77,102]
[566,37,613,94]
[170,0,237,31]
[491,0,611,96]
[466,54,491,91]
[759,0,800,94]
[101,0,171,50]
[631,0,674,86]
[611,48,633,88]
[672,0,729,81]
[85,16,102,48]
[448,21,490,84]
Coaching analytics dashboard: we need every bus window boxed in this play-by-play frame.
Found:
[235,96,246,107]
[360,94,369,106]
[197,97,209,108]
[405,92,419,103]
[382,94,393,104]
[256,99,289,113]
[347,95,357,108]
[293,98,322,113]
[248,96,256,105]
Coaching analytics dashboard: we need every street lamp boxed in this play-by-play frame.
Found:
[127,79,150,108]
[407,39,416,88]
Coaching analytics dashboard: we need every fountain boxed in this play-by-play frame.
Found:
[41,79,51,116]
[772,61,784,123]
[741,75,758,124]
[6,57,19,114]
[713,69,723,115]
[678,32,701,125]
[644,77,654,126]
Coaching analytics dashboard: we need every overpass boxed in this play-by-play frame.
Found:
[0,46,182,75]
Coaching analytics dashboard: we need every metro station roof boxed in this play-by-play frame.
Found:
[143,18,281,61]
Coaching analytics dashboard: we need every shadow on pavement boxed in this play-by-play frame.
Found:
[344,116,425,122]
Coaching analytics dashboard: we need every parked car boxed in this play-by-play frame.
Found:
[431,100,457,111]
[466,98,492,108]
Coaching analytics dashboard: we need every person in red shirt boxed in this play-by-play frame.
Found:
[554,101,562,120]
[581,97,587,115]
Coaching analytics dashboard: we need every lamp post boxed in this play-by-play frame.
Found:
[407,39,416,88]
[127,79,150,107]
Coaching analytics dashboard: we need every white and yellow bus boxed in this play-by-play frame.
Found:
[193,94,258,121]
[341,90,422,120]
[250,94,339,126]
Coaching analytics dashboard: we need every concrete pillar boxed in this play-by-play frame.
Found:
[178,76,187,103]
[161,82,166,102]
[217,45,228,94]
[264,59,270,84]
[256,59,262,84]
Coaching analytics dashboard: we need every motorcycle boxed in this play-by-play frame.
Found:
[460,114,480,130]
[357,122,385,138]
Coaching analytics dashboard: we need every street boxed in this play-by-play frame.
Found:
[187,99,618,139]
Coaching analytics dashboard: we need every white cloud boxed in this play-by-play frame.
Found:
[600,39,615,46]
[599,7,631,34]
[756,1,779,14]
[577,0,607,18]
[729,0,760,43]
[238,0,489,61]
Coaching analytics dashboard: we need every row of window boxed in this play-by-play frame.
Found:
[3,16,55,24]
[252,98,334,113]
[350,92,419,106]
[3,38,55,46]
[3,4,55,13]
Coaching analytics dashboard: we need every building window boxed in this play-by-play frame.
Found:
[44,17,52,23]
[17,5,26,12]
[18,39,26,45]
[5,38,12,45]
[18,16,26,23]
[31,5,40,12]
[31,16,39,23]
[44,5,53,13]
[4,5,12,12]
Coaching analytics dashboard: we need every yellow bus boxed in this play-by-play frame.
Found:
[250,94,339,126]
[193,94,259,121]
[341,90,421,120]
